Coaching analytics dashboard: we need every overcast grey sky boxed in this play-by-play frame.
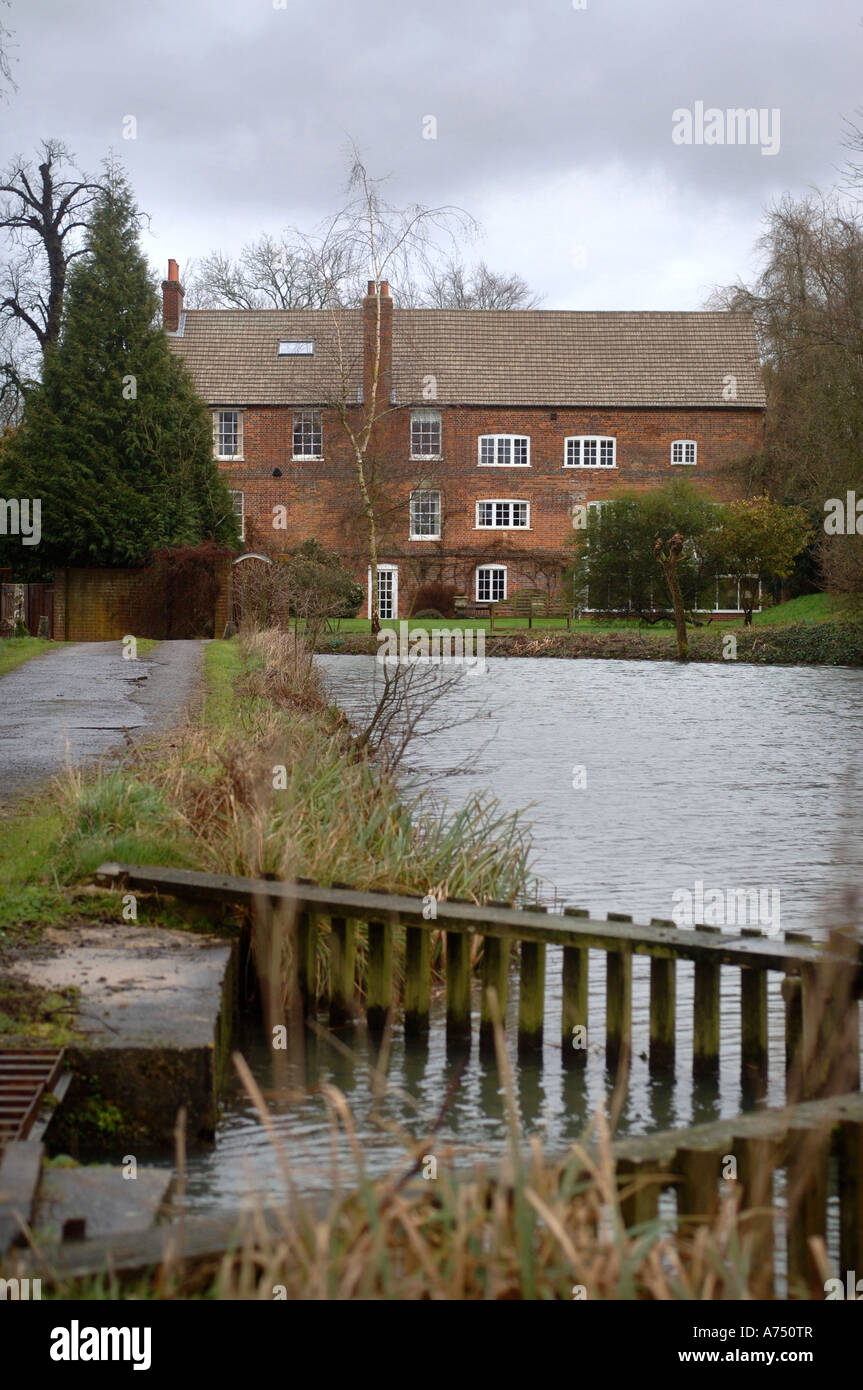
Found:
[3,0,862,308]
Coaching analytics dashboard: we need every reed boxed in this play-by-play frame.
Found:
[28,1036,804,1302]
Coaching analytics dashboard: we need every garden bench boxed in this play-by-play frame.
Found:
[452,596,492,620]
[489,588,573,630]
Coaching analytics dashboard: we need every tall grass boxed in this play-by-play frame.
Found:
[23,1027,776,1301]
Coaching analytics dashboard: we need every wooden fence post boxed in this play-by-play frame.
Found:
[693,928,721,1079]
[446,931,471,1046]
[328,915,356,1028]
[649,955,676,1072]
[617,1157,661,1229]
[297,911,317,1019]
[606,915,633,1068]
[735,1134,776,1298]
[675,1142,721,1224]
[740,931,769,1091]
[518,941,546,1053]
[404,926,431,1039]
[786,1122,829,1299]
[782,974,803,1103]
[480,935,509,1049]
[366,920,392,1035]
[838,1117,863,1277]
[562,908,589,1067]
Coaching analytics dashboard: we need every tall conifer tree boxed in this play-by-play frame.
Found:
[0,162,239,570]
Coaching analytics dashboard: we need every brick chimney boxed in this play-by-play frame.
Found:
[162,258,185,332]
[362,279,393,411]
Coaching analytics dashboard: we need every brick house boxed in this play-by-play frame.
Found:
[163,261,765,618]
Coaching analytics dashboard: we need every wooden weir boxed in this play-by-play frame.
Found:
[6,864,853,1289]
[95,862,862,1095]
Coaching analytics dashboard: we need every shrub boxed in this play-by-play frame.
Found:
[287,541,364,628]
[153,542,233,638]
[409,581,456,618]
[740,620,863,666]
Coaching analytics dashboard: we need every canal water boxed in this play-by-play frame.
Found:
[184,656,863,1212]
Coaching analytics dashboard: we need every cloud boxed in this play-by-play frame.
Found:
[5,0,861,307]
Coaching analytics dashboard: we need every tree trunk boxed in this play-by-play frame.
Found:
[664,564,689,660]
[655,533,689,662]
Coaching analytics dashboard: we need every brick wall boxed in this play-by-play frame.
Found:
[219,401,764,614]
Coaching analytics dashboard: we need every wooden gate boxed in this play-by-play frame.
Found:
[0,582,54,637]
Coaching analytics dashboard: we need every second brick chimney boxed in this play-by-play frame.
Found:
[162,258,185,332]
[362,279,393,410]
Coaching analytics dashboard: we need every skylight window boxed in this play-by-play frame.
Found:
[278,340,315,356]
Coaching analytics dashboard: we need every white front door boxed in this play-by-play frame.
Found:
[368,564,398,620]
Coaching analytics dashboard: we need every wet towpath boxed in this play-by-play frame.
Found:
[0,640,203,803]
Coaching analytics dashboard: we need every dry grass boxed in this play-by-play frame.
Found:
[27,1028,779,1302]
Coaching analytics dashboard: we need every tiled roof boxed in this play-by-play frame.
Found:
[167,308,766,409]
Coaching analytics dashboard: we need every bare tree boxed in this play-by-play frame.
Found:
[0,140,103,418]
[421,255,541,309]
[184,233,363,310]
[708,192,863,596]
[0,0,15,98]
[186,233,539,315]
[840,101,863,195]
[347,656,489,776]
[305,151,474,633]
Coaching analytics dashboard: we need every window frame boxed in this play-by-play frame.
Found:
[671,438,698,466]
[214,408,243,461]
[696,575,761,614]
[475,499,530,530]
[409,488,442,541]
[369,563,398,620]
[292,409,323,460]
[229,489,245,542]
[477,434,531,468]
[410,409,442,460]
[563,435,616,469]
[475,564,507,603]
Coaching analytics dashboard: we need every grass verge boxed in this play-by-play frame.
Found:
[0,637,65,678]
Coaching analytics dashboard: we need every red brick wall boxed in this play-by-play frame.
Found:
[220,401,764,614]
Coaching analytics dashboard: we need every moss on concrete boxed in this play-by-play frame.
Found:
[0,973,81,1044]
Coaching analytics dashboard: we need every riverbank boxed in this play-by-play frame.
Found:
[316,618,863,666]
[0,631,534,1035]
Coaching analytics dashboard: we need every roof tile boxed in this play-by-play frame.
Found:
[168,307,765,409]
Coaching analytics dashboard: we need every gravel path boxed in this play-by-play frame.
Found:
[0,640,204,804]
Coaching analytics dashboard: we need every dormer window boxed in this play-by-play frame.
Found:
[671,439,697,465]
[278,340,314,356]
